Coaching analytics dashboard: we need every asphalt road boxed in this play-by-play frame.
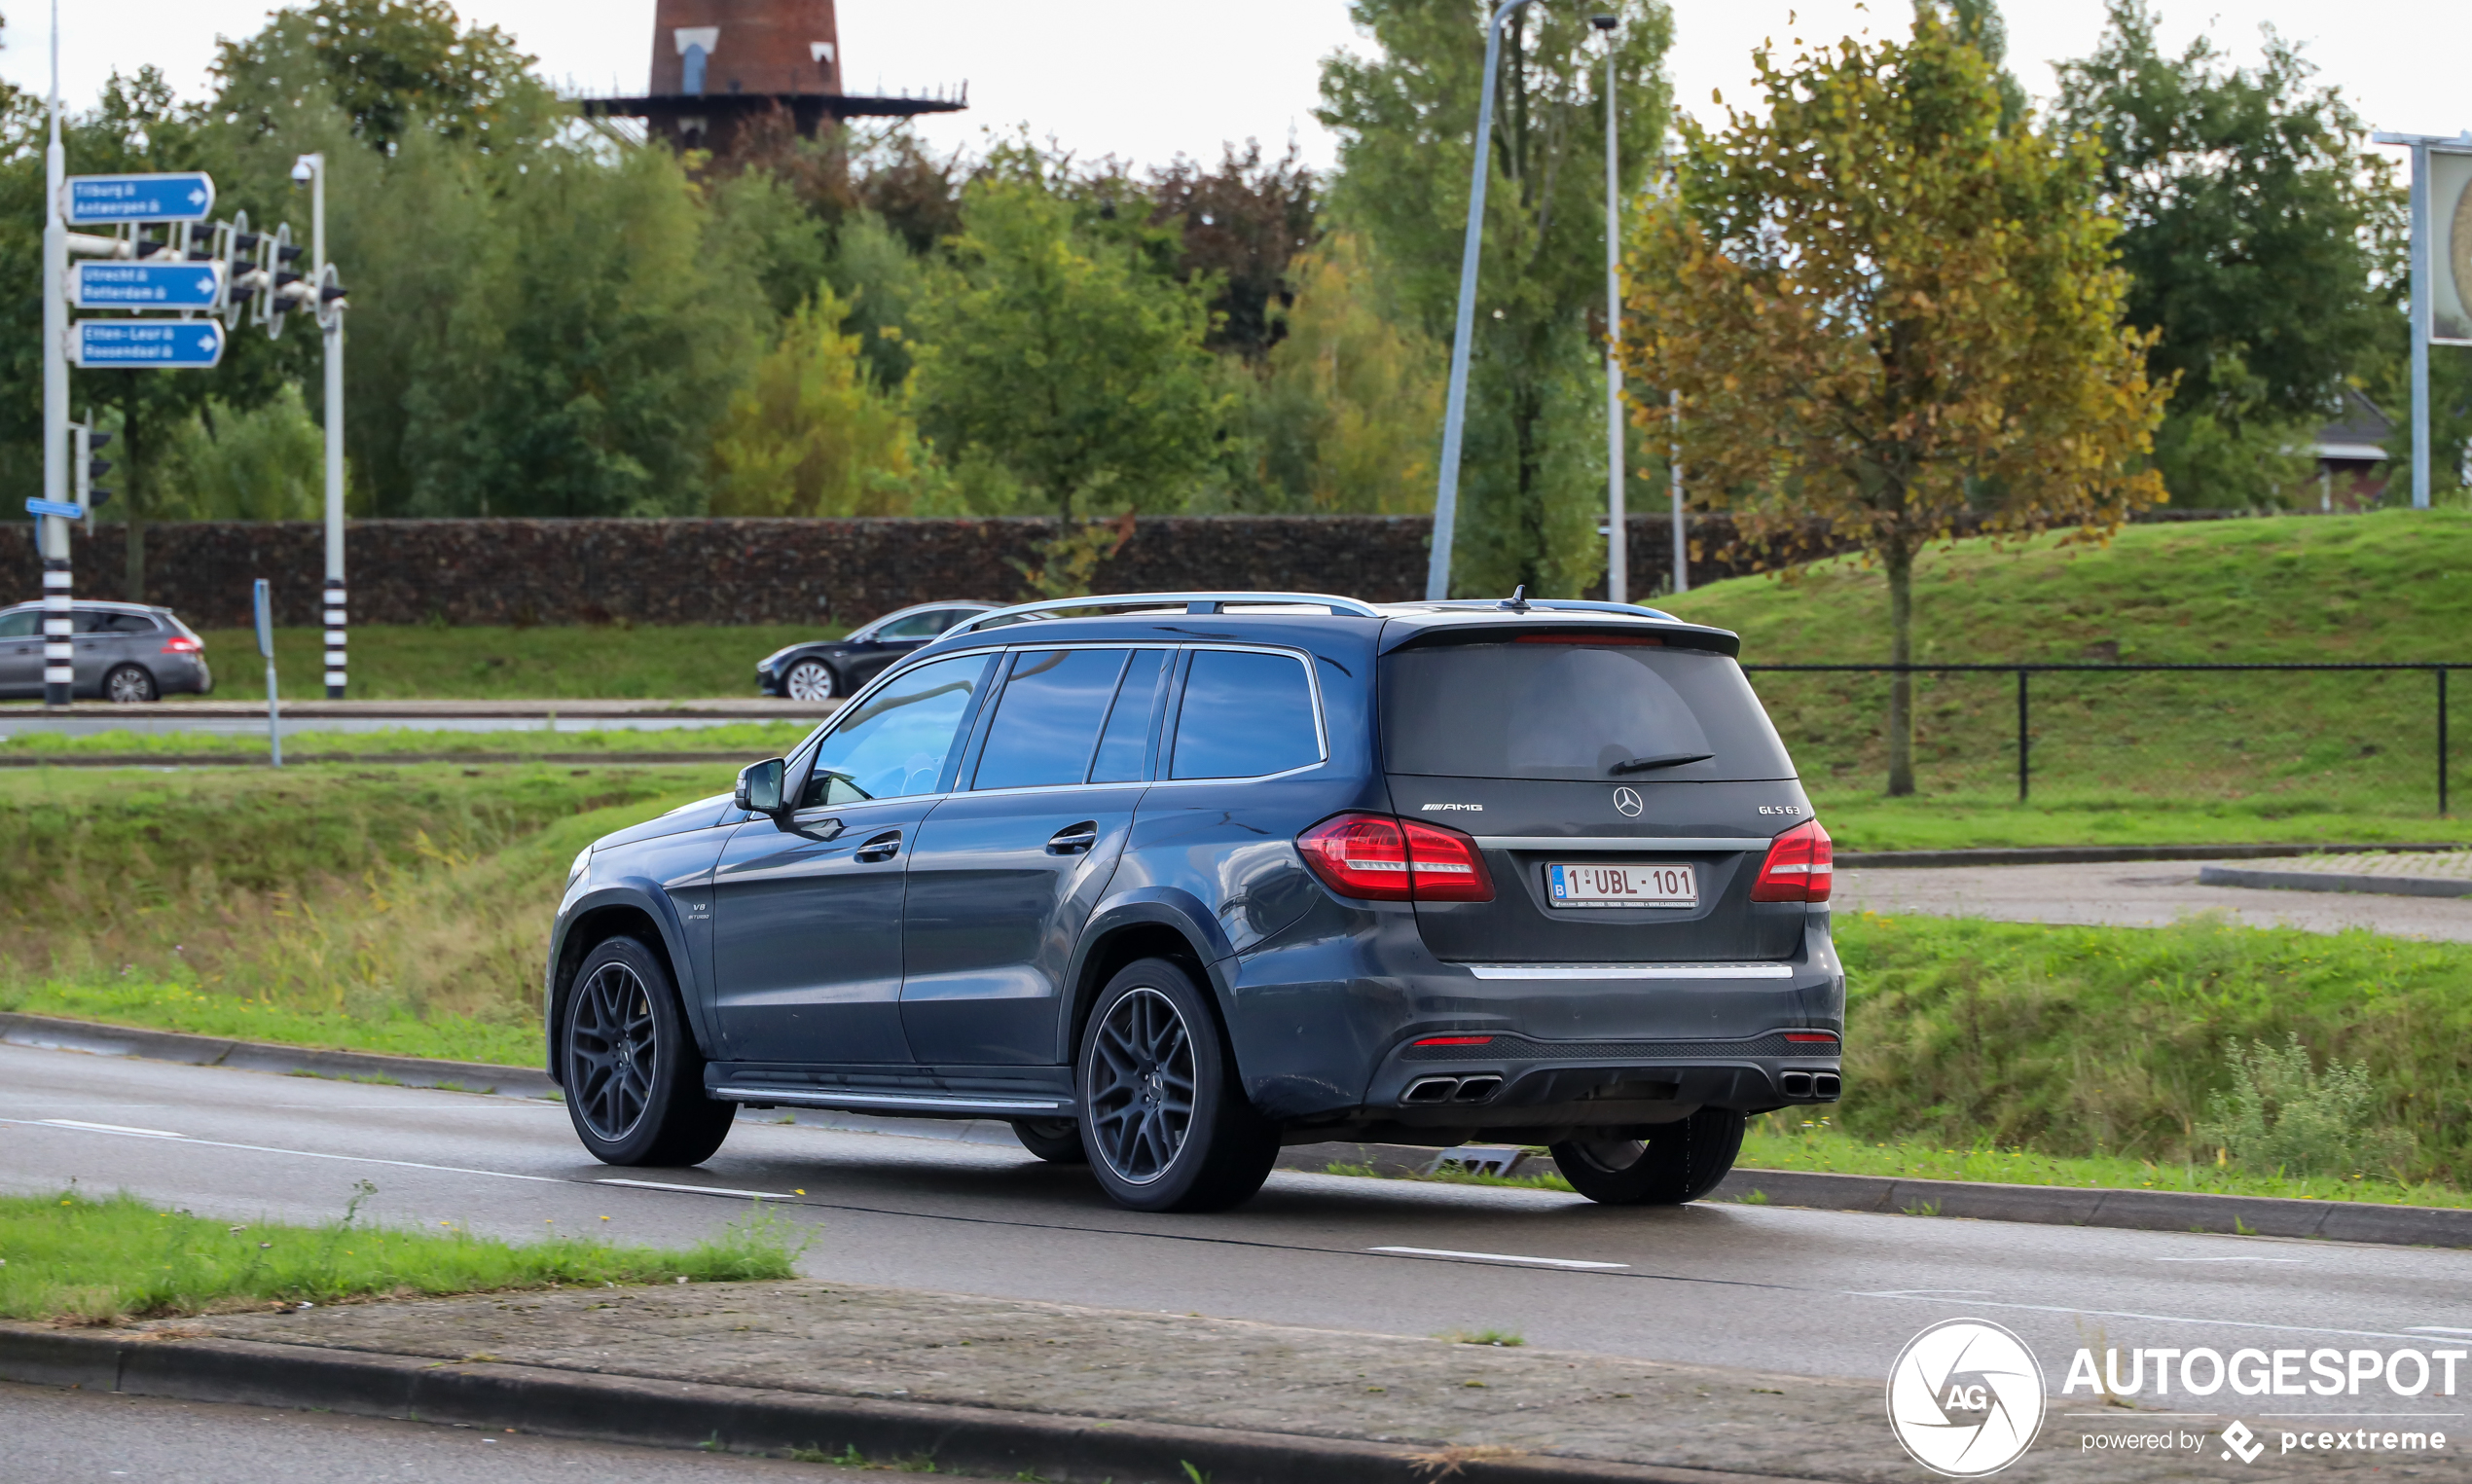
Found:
[0,1379,873,1483]
[1836,862,2472,942]
[6,1043,2470,1411]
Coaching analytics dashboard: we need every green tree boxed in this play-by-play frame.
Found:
[1256,233,1445,513]
[211,0,554,151]
[709,289,923,517]
[907,170,1228,521]
[2054,0,2402,506]
[1621,13,2167,796]
[1318,0,1673,596]
[155,387,332,521]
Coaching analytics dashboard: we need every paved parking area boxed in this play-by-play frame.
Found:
[1836,860,2472,940]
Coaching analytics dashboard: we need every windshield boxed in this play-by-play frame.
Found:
[1381,640,1795,782]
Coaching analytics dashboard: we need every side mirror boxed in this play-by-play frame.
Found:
[735,757,787,815]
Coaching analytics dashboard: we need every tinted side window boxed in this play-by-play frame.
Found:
[1170,650,1322,780]
[1090,649,1168,783]
[0,611,36,639]
[800,653,992,805]
[973,649,1128,791]
[95,613,157,633]
[874,611,948,641]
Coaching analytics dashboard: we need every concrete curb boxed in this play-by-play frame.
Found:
[1836,843,2464,868]
[0,1327,1828,1484]
[15,1012,2466,1249]
[1704,1168,2472,1247]
[0,1012,557,1100]
[2197,864,2472,899]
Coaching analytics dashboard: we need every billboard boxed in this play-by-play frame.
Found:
[2431,145,2472,345]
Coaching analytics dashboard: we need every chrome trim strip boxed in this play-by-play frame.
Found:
[713,1085,1071,1113]
[1473,836,1770,852]
[1459,963,1797,981]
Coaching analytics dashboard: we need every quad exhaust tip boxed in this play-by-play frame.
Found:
[1403,1074,1502,1105]
[1778,1070,1843,1101]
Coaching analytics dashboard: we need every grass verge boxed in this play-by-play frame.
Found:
[0,723,816,763]
[1812,796,2468,853]
[0,1188,801,1325]
[191,624,839,701]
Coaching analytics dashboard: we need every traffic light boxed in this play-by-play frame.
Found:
[71,420,114,515]
[261,223,307,339]
[219,212,263,330]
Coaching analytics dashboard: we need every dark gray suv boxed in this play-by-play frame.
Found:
[546,592,1842,1213]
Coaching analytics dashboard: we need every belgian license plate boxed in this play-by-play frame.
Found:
[1546,861,1697,909]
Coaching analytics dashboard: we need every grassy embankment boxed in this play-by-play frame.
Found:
[0,766,723,1067]
[182,623,835,701]
[0,1189,798,1325]
[0,721,815,763]
[1659,510,2472,851]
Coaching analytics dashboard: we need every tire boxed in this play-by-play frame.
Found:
[1010,1117,1089,1165]
[103,665,157,704]
[1549,1107,1745,1207]
[783,660,836,702]
[561,935,734,1167]
[1077,958,1278,1213]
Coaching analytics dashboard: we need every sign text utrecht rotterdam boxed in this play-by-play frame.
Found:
[62,171,215,225]
[67,320,227,369]
[67,261,224,309]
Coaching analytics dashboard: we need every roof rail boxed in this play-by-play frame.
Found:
[949,591,1382,633]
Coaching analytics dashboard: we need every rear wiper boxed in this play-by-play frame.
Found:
[1609,751,1714,775]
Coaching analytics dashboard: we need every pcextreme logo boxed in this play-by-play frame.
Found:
[1886,1319,2049,1476]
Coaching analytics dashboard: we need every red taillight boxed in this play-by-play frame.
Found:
[1297,813,1496,903]
[1412,1034,1495,1047]
[161,635,201,654]
[1750,818,1833,903]
[1782,1031,1838,1044]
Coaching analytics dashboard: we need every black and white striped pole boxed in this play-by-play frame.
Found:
[292,153,349,699]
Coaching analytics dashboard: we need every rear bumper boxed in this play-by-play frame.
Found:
[1224,906,1845,1132]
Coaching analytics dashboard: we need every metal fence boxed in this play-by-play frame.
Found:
[1739,664,2459,814]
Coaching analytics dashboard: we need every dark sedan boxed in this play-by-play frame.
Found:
[755,601,998,702]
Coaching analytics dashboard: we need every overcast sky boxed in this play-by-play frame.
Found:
[7,1,2464,171]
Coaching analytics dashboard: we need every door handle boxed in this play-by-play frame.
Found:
[1046,822,1100,854]
[854,830,902,863]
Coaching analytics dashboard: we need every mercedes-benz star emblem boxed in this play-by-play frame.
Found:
[1613,786,1645,817]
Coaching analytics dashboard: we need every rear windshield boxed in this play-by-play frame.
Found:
[1381,640,1796,782]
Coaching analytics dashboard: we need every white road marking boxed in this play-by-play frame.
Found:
[4,1117,562,1183]
[598,1178,795,1201]
[2409,1325,2472,1336]
[1367,1245,1628,1271]
[38,1119,187,1139]
[2154,1256,2308,1263]
[1856,1289,2459,1345]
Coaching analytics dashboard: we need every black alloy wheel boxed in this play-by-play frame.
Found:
[1009,1117,1088,1164]
[1077,959,1278,1213]
[103,664,157,704]
[1549,1107,1746,1206]
[562,935,734,1167]
[783,659,836,702]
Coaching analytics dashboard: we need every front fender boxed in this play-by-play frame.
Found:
[544,878,705,1081]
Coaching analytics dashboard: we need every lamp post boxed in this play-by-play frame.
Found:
[293,152,349,698]
[1426,0,1547,602]
[1592,14,1624,604]
[2373,130,2472,512]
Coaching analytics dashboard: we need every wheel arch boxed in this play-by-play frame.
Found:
[1060,891,1237,1068]
[547,892,695,1084]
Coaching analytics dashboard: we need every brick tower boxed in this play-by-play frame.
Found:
[585,0,964,155]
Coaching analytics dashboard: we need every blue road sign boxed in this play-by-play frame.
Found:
[69,260,225,309]
[63,172,216,225]
[25,498,86,521]
[68,319,227,369]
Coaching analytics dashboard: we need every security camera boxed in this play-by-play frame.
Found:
[1590,13,1618,29]
[290,157,315,187]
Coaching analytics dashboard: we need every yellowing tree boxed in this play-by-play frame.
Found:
[1620,12,2168,796]
[1261,234,1445,514]
[709,288,922,518]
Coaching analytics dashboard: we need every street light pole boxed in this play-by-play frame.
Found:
[2374,129,2472,512]
[1426,0,1545,602]
[295,152,347,698]
[40,0,73,707]
[1593,14,1623,605]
